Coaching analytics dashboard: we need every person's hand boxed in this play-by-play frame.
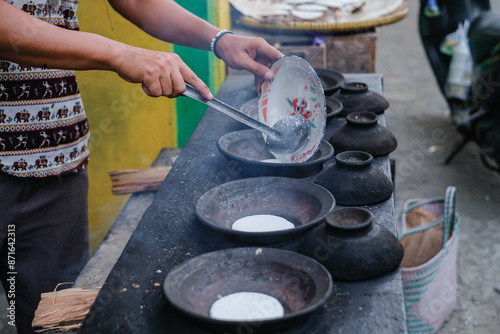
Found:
[214,34,284,91]
[114,44,213,100]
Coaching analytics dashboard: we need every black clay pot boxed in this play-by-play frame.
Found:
[332,82,389,116]
[217,129,334,178]
[329,111,397,157]
[315,68,345,95]
[326,96,343,119]
[314,151,393,206]
[299,207,404,281]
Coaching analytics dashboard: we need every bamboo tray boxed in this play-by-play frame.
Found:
[234,1,410,33]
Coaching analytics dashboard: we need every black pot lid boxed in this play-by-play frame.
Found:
[333,82,389,116]
[329,111,397,157]
[314,68,345,95]
[326,96,343,119]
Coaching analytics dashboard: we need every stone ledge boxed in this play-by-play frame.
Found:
[75,148,181,290]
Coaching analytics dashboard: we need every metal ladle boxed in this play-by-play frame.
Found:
[183,84,310,156]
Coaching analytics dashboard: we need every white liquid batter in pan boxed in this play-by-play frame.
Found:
[260,159,282,163]
[210,292,285,321]
[232,214,295,232]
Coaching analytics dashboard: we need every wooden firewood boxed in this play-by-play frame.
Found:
[108,166,172,195]
[32,287,100,332]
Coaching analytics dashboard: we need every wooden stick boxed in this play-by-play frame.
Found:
[32,288,100,331]
[108,166,172,195]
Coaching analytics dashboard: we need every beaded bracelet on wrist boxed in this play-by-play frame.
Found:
[211,29,234,59]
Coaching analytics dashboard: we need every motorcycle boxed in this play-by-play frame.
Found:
[418,0,500,171]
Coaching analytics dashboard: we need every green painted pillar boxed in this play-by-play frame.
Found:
[174,0,219,147]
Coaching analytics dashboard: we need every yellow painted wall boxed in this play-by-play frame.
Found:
[76,2,177,254]
[211,0,231,89]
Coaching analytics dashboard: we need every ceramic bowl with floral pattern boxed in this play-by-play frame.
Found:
[258,56,327,163]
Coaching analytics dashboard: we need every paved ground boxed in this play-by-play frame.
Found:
[1,1,500,334]
[377,1,500,333]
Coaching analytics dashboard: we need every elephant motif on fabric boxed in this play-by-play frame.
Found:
[37,109,51,121]
[21,4,36,15]
[35,158,48,169]
[13,160,28,171]
[15,111,30,122]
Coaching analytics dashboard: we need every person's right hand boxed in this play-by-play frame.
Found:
[114,44,213,100]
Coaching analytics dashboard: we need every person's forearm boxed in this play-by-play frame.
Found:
[0,1,123,71]
[108,0,220,50]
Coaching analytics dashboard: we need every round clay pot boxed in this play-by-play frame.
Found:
[326,96,343,120]
[314,151,393,206]
[217,129,334,178]
[332,82,389,116]
[315,67,345,95]
[329,111,397,157]
[298,207,404,281]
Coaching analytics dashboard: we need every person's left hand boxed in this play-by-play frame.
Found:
[214,34,284,91]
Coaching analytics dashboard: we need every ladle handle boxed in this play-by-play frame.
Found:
[183,84,280,138]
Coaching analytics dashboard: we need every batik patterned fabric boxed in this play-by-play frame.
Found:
[0,0,89,177]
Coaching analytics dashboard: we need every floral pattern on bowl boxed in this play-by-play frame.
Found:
[258,56,327,163]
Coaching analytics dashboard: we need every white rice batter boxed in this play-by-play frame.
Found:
[232,214,295,232]
[210,291,285,321]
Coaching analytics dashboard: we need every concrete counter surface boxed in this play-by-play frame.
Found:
[76,74,406,334]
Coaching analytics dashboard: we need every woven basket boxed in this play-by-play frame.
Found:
[240,7,409,33]
[237,1,410,33]
[397,186,460,334]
